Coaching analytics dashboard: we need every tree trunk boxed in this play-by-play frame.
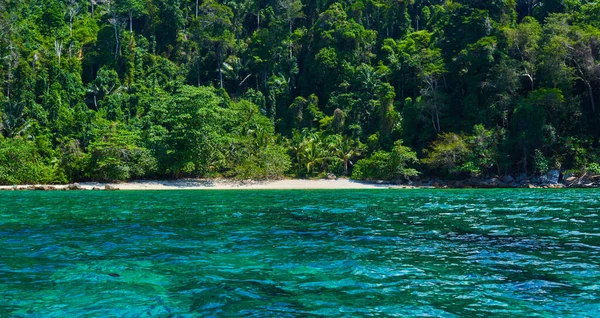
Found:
[217,47,223,89]
[55,40,62,66]
[113,18,119,60]
[197,60,201,87]
[196,0,199,18]
[344,158,348,176]
[289,20,293,61]
[523,72,534,91]
[6,73,10,99]
[91,0,94,18]
[416,16,419,32]
[129,11,133,32]
[586,81,596,113]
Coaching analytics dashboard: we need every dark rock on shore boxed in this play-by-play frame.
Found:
[33,185,56,191]
[67,183,84,190]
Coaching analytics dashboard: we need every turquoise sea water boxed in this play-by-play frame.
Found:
[1,189,599,317]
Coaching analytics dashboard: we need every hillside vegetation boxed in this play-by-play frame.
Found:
[1,0,600,183]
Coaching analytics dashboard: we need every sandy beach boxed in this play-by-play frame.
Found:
[0,179,403,191]
[82,179,395,190]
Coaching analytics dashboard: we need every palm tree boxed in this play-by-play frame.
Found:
[1,101,30,138]
[328,134,361,176]
[222,56,251,97]
[302,133,325,176]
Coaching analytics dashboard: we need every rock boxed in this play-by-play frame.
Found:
[33,185,55,191]
[242,179,256,185]
[327,173,337,180]
[589,175,600,181]
[67,183,83,190]
[565,176,578,183]
[104,185,120,190]
[503,175,515,184]
[563,172,574,181]
[92,187,102,191]
[433,179,446,187]
[546,170,560,184]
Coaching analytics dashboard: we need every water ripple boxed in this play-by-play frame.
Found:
[0,189,599,316]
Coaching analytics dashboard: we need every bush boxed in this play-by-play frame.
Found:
[533,149,550,174]
[234,144,291,180]
[352,151,393,180]
[88,128,157,181]
[352,140,419,180]
[0,137,59,184]
[587,163,600,174]
[59,139,91,182]
[422,133,470,176]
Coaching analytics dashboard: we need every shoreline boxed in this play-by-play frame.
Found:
[0,179,396,191]
[0,177,593,191]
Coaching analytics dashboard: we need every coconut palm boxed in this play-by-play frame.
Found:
[328,134,362,176]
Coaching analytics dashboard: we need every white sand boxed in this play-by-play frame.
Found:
[1,179,405,190]
[82,179,394,190]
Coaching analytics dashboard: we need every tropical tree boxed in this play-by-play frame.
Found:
[327,134,362,176]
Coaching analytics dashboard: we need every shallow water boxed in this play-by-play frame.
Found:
[1,189,599,317]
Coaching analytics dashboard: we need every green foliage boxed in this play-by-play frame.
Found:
[466,125,501,176]
[0,137,59,185]
[327,134,363,176]
[587,163,600,175]
[234,144,291,180]
[352,140,418,181]
[88,123,157,181]
[1,0,600,184]
[287,129,328,177]
[533,149,550,175]
[422,133,471,176]
[58,139,91,181]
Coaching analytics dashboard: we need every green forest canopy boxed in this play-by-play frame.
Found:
[1,0,600,183]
